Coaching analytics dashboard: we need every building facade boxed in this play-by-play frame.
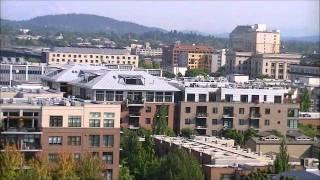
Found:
[0,64,58,86]
[229,24,280,54]
[45,47,139,67]
[250,53,302,79]
[225,51,254,75]
[162,44,214,72]
[211,49,227,73]
[0,93,121,180]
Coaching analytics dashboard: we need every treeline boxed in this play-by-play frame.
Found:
[0,146,104,180]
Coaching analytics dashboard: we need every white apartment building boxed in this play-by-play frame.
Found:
[211,49,226,73]
[46,47,139,67]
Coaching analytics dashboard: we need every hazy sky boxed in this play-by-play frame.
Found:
[1,0,319,36]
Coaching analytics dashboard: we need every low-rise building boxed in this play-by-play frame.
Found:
[245,131,317,159]
[154,135,273,180]
[299,112,320,129]
[45,47,139,67]
[175,79,299,135]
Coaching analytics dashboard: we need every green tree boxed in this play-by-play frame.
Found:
[298,123,320,137]
[181,128,197,138]
[0,145,24,180]
[77,153,103,180]
[152,106,173,136]
[300,88,311,112]
[318,151,320,170]
[154,150,204,180]
[247,169,268,180]
[119,163,133,180]
[52,153,78,180]
[25,155,52,180]
[185,68,207,77]
[273,138,289,174]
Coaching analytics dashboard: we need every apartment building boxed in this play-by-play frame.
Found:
[162,44,214,73]
[230,24,280,54]
[251,53,302,79]
[132,42,162,57]
[178,52,212,72]
[45,47,139,67]
[154,135,273,180]
[0,90,121,180]
[42,65,180,130]
[211,49,227,73]
[176,80,299,135]
[0,64,58,86]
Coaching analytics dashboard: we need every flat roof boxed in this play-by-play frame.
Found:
[51,47,131,55]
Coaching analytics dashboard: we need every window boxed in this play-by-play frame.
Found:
[49,116,63,127]
[68,116,81,127]
[199,94,207,102]
[212,107,218,114]
[89,112,101,127]
[96,91,105,101]
[212,119,218,125]
[155,92,163,102]
[146,106,151,113]
[239,119,246,125]
[146,92,154,102]
[73,153,81,161]
[115,91,123,101]
[265,119,270,126]
[48,153,58,162]
[145,118,151,124]
[240,95,248,103]
[185,118,192,124]
[274,96,282,103]
[89,135,100,147]
[264,95,267,102]
[239,108,244,114]
[103,135,114,147]
[48,136,62,145]
[105,169,112,180]
[68,136,81,145]
[103,113,114,128]
[185,107,191,113]
[103,152,113,164]
[187,94,195,102]
[288,119,298,129]
[265,108,270,115]
[277,121,281,124]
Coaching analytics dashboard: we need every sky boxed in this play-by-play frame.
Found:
[1,0,319,37]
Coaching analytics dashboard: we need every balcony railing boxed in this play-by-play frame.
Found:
[195,124,208,129]
[196,112,208,118]
[250,112,261,118]
[129,112,141,117]
[1,127,42,134]
[128,124,140,130]
[127,99,144,106]
[223,113,234,118]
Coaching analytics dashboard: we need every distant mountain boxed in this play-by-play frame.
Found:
[1,14,166,34]
[282,35,320,42]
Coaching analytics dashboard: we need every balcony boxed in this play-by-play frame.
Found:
[195,124,208,129]
[127,99,144,106]
[128,117,140,130]
[196,112,208,118]
[250,112,261,119]
[249,119,260,129]
[129,112,141,117]
[128,124,140,130]
[222,113,234,118]
[223,119,233,129]
[1,127,42,135]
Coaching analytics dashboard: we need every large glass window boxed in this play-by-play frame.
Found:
[155,92,163,102]
[89,135,100,147]
[199,94,206,102]
[164,92,172,102]
[103,113,115,128]
[103,135,114,147]
[187,94,195,102]
[146,92,154,102]
[288,119,298,129]
[49,116,63,127]
[96,91,105,101]
[105,91,114,101]
[89,112,101,127]
[115,91,123,101]
[68,116,81,127]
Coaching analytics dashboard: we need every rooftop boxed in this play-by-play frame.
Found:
[51,47,130,55]
[154,135,273,167]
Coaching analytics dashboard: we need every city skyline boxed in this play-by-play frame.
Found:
[1,0,319,37]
